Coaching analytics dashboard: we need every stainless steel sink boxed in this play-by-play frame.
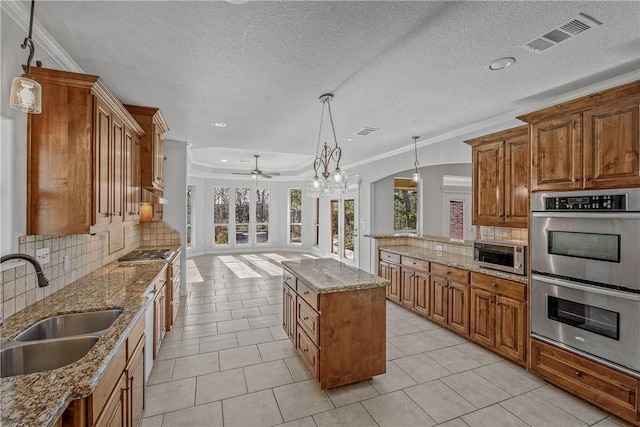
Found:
[15,309,122,341]
[1,336,99,377]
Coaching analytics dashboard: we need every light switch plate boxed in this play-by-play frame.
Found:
[36,247,50,265]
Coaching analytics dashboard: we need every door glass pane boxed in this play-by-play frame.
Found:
[235,188,250,244]
[343,198,355,261]
[548,231,620,262]
[330,200,339,255]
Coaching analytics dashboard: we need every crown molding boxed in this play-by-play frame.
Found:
[2,0,83,72]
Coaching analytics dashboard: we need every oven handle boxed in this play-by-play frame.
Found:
[532,274,640,301]
[531,212,640,219]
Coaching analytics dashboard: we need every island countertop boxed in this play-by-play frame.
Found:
[282,258,389,293]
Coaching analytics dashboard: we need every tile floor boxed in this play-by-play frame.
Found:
[140,252,632,427]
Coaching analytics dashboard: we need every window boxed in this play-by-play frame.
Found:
[289,188,302,244]
[186,185,193,248]
[214,187,229,245]
[394,178,418,232]
[449,200,464,241]
[314,198,320,246]
[235,187,250,244]
[256,188,270,243]
[330,199,339,255]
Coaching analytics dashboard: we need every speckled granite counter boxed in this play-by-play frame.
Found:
[282,258,389,293]
[0,252,175,427]
[378,245,528,284]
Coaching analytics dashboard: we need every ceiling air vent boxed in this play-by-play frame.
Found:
[523,13,602,54]
[355,127,379,136]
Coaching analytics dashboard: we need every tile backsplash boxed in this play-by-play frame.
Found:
[1,221,180,320]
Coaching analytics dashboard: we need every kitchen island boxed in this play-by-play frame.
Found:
[281,258,389,389]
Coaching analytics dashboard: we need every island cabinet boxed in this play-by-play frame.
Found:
[518,81,640,192]
[530,338,640,425]
[429,263,470,336]
[470,273,527,365]
[26,67,145,235]
[465,125,529,228]
[282,259,388,389]
[378,250,401,303]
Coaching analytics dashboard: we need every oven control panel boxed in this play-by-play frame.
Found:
[544,194,627,211]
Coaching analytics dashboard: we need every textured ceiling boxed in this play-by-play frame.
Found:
[15,1,640,176]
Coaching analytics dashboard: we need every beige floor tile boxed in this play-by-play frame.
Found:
[312,403,377,427]
[140,415,163,427]
[387,318,422,336]
[395,353,451,383]
[474,361,545,396]
[161,401,222,426]
[249,314,282,329]
[273,380,334,422]
[427,347,482,373]
[227,292,254,301]
[179,322,218,340]
[436,418,471,427]
[199,332,238,353]
[270,325,289,340]
[284,356,314,382]
[532,384,608,425]
[500,393,588,427]
[244,359,294,392]
[404,315,442,331]
[404,380,476,423]
[162,327,182,343]
[258,339,298,362]
[453,342,503,366]
[219,345,262,370]
[441,371,511,408]
[259,303,283,316]
[369,361,417,394]
[237,327,274,347]
[362,390,436,427]
[389,334,437,355]
[386,341,407,360]
[275,416,317,427]
[592,416,635,427]
[223,389,284,426]
[325,380,379,407]
[199,310,233,323]
[416,328,467,349]
[147,359,175,386]
[216,318,251,334]
[461,404,528,427]
[155,338,200,361]
[145,377,196,417]
[172,352,220,380]
[195,368,247,405]
[186,303,217,315]
[242,297,270,307]
[231,306,263,319]
[215,300,245,311]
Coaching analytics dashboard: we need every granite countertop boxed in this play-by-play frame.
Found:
[0,247,177,427]
[282,258,389,293]
[378,245,528,284]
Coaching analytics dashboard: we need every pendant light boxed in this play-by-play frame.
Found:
[307,93,348,198]
[9,0,42,114]
[412,136,420,183]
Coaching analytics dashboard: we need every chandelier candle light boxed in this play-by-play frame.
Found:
[412,136,420,183]
[307,93,348,197]
[9,0,42,114]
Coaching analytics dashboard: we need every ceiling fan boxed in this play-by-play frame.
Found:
[232,155,281,179]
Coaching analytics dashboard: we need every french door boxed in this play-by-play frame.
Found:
[329,192,358,267]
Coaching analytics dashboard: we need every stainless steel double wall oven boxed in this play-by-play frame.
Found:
[530,188,640,374]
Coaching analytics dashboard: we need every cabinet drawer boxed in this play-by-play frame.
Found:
[431,263,469,284]
[297,280,319,311]
[297,298,320,345]
[379,250,400,264]
[531,339,639,424]
[283,269,297,290]
[471,273,525,301]
[127,314,145,360]
[401,256,429,272]
[90,342,127,424]
[297,328,319,379]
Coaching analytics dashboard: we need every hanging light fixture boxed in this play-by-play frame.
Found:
[307,93,348,198]
[9,0,42,114]
[412,136,420,183]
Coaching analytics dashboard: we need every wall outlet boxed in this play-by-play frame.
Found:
[435,244,443,253]
[63,255,70,271]
[36,247,50,265]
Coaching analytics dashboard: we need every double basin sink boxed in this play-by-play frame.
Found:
[1,309,122,378]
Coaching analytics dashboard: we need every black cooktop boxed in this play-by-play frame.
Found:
[118,248,174,262]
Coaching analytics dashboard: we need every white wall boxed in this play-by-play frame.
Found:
[164,141,188,295]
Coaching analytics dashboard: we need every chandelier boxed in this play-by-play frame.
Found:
[9,0,42,114]
[307,93,348,197]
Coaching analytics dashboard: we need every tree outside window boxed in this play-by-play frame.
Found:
[256,188,270,243]
[187,185,193,248]
[289,189,302,243]
[394,178,418,232]
[235,188,250,244]
[214,187,230,244]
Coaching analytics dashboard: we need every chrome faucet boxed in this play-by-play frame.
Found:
[1,253,49,288]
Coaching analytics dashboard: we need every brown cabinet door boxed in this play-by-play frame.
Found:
[127,339,145,427]
[153,285,166,359]
[152,125,164,190]
[504,133,529,227]
[447,281,470,335]
[413,271,430,317]
[495,296,526,363]
[584,95,640,189]
[429,275,448,326]
[111,115,125,224]
[380,261,401,303]
[94,100,112,226]
[401,268,415,309]
[94,374,126,427]
[470,287,496,348]
[472,140,504,225]
[123,130,140,221]
[282,284,296,343]
[531,113,583,191]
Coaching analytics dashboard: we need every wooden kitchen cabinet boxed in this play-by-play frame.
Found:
[465,126,529,228]
[166,250,182,331]
[429,263,470,335]
[153,274,167,360]
[519,81,640,192]
[379,250,401,303]
[530,338,640,425]
[282,271,297,343]
[26,67,144,235]
[126,335,145,427]
[400,256,429,314]
[123,128,141,222]
[470,272,526,365]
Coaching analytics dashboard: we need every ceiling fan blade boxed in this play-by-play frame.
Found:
[232,172,249,175]
[265,172,280,176]
[262,174,273,178]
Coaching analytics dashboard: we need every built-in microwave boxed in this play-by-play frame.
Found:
[473,240,526,276]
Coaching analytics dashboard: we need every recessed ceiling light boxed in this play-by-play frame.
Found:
[211,122,226,127]
[221,159,227,163]
[345,138,355,142]
[489,57,516,71]
[239,159,250,164]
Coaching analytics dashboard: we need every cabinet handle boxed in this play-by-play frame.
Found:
[492,283,497,287]
[585,176,592,182]
[101,213,109,217]
[304,291,309,295]
[575,371,583,378]
[303,348,309,353]
[303,316,309,321]
[496,302,501,306]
